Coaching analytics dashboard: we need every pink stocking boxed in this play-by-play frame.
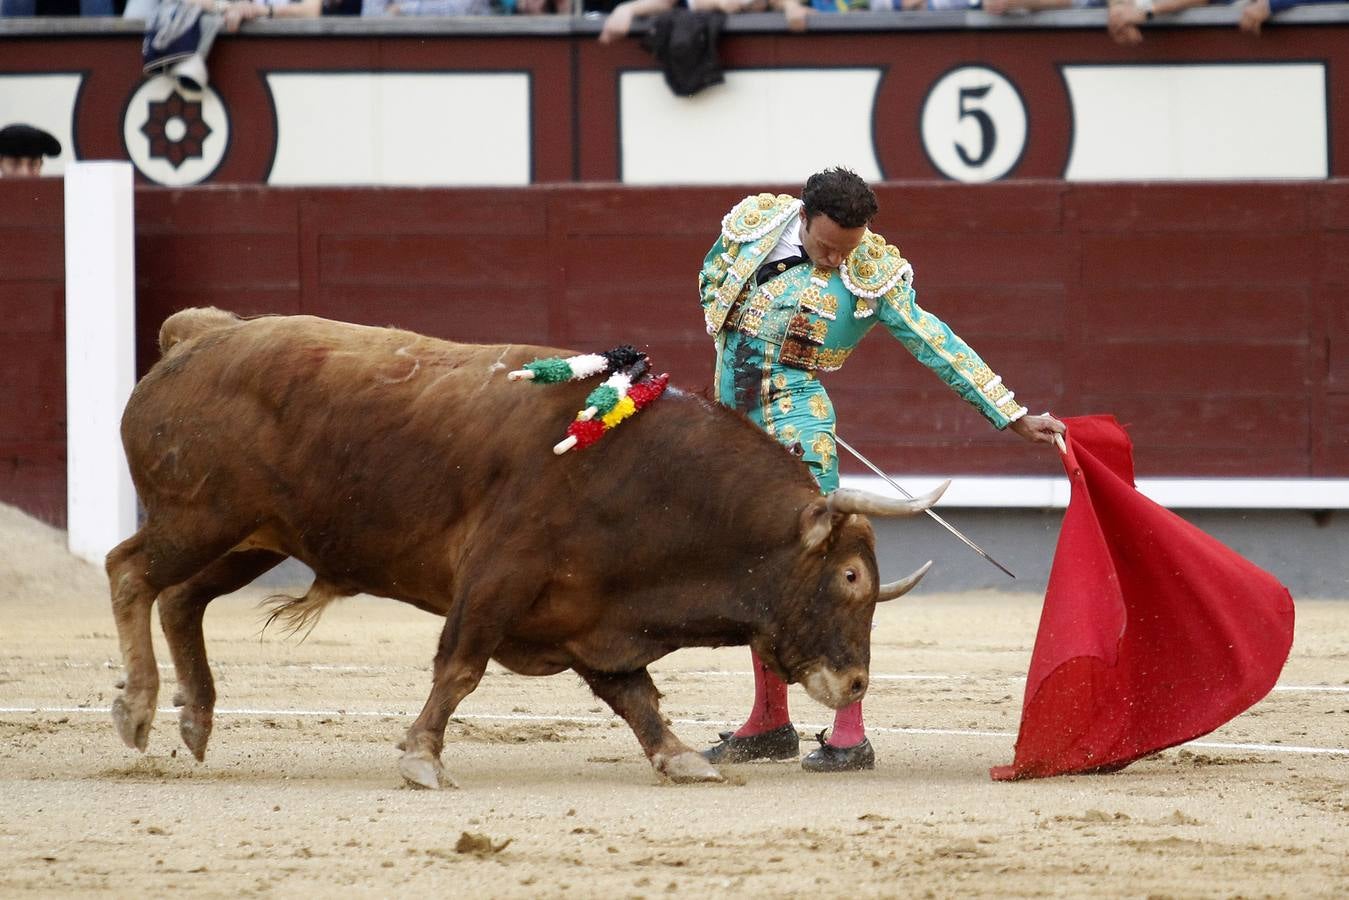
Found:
[732,650,791,737]
[828,701,865,748]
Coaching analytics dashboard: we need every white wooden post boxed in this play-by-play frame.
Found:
[64,161,137,566]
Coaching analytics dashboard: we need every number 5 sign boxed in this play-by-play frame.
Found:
[920,65,1028,183]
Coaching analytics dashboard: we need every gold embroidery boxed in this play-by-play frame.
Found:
[815,348,850,371]
[780,343,853,372]
[843,232,911,298]
[799,286,838,321]
[811,433,835,471]
[744,211,761,227]
[773,373,788,390]
[781,424,798,441]
[757,193,776,210]
[787,314,826,344]
[738,289,773,336]
[777,394,793,414]
[809,395,829,419]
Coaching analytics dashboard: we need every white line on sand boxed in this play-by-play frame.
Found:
[44,661,1349,693]
[3,706,1345,757]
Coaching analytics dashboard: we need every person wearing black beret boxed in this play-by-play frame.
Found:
[0,124,62,178]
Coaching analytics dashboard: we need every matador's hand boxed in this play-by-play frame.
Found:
[1009,412,1066,446]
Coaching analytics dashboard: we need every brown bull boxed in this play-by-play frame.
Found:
[108,309,945,788]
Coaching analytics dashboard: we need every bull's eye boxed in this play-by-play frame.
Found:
[845,568,858,583]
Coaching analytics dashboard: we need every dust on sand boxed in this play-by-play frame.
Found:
[1,502,1346,897]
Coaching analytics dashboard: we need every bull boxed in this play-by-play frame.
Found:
[107,309,945,788]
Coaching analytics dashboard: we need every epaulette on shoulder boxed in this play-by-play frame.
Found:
[721,193,801,244]
[840,231,914,299]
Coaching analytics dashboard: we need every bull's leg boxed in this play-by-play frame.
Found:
[107,520,253,754]
[577,667,724,784]
[157,549,288,761]
[107,533,161,752]
[399,614,498,790]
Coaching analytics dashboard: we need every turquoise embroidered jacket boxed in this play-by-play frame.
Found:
[699,192,1027,429]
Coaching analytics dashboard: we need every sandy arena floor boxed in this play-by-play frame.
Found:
[1,503,1346,898]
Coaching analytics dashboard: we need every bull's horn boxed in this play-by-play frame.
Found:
[826,479,950,518]
[877,560,933,602]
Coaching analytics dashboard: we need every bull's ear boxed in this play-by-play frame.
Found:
[799,496,835,552]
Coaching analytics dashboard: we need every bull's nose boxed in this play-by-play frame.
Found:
[801,665,871,709]
[848,673,868,702]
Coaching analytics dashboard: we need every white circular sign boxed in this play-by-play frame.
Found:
[920,66,1027,183]
[123,75,229,186]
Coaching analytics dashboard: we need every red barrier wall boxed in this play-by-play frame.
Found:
[1,179,67,525]
[4,180,1347,525]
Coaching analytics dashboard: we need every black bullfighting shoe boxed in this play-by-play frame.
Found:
[801,730,875,773]
[700,723,800,764]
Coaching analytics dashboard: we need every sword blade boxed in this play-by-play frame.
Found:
[834,434,1016,579]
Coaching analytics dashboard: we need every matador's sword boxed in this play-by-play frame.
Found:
[834,433,1017,580]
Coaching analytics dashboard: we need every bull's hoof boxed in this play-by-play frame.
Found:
[399,752,458,790]
[657,751,725,784]
[111,695,153,752]
[178,707,213,762]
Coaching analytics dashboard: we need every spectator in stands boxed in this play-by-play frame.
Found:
[895,0,980,8]
[1105,0,1206,43]
[983,0,1103,14]
[0,0,115,14]
[125,0,326,30]
[362,0,489,13]
[0,124,61,178]
[211,0,323,29]
[599,0,808,44]
[1238,0,1339,34]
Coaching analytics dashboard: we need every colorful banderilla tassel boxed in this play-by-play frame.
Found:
[508,344,645,383]
[553,373,670,455]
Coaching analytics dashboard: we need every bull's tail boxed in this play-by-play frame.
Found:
[260,579,350,642]
[158,307,242,355]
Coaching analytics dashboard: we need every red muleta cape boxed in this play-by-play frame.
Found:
[991,415,1295,781]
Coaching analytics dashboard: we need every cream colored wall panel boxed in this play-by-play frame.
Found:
[620,69,883,185]
[266,73,530,186]
[1064,64,1327,181]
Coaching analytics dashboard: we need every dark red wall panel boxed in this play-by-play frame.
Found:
[4,179,1349,524]
[0,180,67,524]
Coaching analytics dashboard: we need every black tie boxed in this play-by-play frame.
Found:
[756,248,810,286]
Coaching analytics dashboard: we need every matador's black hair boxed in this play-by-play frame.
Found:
[801,167,879,229]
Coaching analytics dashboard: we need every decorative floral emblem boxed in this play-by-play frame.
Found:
[123,75,229,186]
[140,89,212,169]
